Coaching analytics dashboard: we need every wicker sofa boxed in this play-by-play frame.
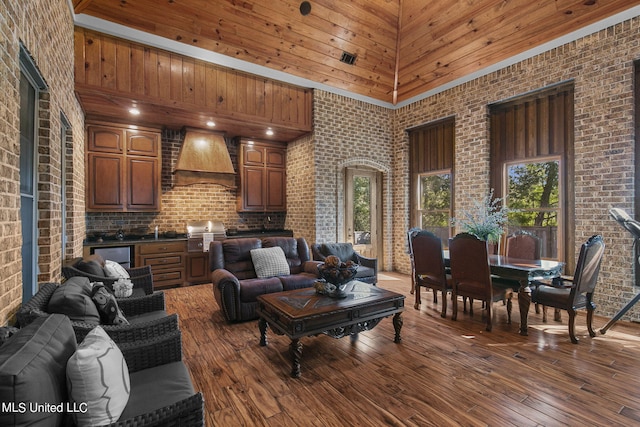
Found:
[0,314,204,426]
[209,236,320,322]
[17,277,178,343]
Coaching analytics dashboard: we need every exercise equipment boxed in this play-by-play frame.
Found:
[600,208,640,334]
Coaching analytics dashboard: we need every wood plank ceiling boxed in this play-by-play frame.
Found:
[73,0,640,138]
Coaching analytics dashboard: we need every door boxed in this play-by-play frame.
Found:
[345,168,381,260]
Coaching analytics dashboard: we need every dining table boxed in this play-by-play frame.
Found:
[443,250,565,335]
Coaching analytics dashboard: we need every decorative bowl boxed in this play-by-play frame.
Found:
[317,262,358,286]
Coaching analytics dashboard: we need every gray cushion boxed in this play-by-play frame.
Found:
[0,314,76,427]
[120,362,194,420]
[128,311,168,324]
[76,259,106,277]
[322,243,356,263]
[48,278,100,324]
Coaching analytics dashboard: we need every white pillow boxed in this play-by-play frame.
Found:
[250,247,290,278]
[104,259,130,279]
[66,326,130,426]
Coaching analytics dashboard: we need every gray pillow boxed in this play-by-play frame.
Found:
[76,259,106,277]
[48,278,100,324]
[0,314,77,427]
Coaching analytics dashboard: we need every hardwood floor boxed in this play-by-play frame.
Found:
[164,273,640,426]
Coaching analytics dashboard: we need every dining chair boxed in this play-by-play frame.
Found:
[531,234,605,343]
[409,230,452,317]
[407,227,421,295]
[449,232,514,331]
[504,230,541,259]
[501,230,547,315]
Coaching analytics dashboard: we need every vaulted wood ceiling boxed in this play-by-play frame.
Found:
[73,0,640,139]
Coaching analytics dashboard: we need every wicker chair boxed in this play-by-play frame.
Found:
[63,256,154,296]
[0,314,204,427]
[17,280,179,344]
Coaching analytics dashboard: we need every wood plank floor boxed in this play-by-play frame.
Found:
[164,273,640,426]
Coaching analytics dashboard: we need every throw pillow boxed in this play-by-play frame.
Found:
[91,284,129,325]
[250,246,290,278]
[48,277,101,324]
[66,326,130,426]
[103,259,131,279]
[76,259,106,278]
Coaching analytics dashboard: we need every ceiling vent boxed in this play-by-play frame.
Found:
[340,51,357,65]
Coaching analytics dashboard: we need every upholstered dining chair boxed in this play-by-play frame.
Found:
[504,230,541,260]
[449,232,514,331]
[531,234,605,343]
[499,230,544,313]
[409,230,452,317]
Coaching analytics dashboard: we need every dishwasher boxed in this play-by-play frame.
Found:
[91,246,133,268]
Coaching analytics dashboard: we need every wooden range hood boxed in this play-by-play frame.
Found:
[173,128,236,187]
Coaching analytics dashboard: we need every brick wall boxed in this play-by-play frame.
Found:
[0,0,84,325]
[393,18,640,319]
[306,92,394,268]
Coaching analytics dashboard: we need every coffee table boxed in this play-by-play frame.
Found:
[256,280,405,378]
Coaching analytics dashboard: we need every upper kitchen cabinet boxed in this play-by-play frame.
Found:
[86,122,161,212]
[237,138,286,212]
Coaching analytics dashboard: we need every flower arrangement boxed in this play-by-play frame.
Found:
[452,189,509,243]
[113,278,133,298]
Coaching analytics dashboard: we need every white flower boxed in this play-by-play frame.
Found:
[452,189,510,243]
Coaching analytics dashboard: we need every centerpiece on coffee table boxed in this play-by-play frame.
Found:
[315,255,358,298]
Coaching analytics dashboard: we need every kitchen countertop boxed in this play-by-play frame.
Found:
[83,236,187,247]
[83,229,294,247]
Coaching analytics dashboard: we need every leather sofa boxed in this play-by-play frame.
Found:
[209,236,320,322]
[311,242,378,284]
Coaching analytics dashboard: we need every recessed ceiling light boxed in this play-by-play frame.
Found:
[266,128,274,136]
[129,107,140,115]
[206,120,215,127]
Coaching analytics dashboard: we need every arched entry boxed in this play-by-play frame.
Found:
[336,158,391,271]
[345,167,380,259]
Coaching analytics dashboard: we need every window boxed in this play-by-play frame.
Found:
[417,172,451,242]
[490,82,573,264]
[409,117,455,245]
[505,159,560,258]
[19,45,47,301]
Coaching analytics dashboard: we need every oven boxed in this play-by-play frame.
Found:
[186,221,226,252]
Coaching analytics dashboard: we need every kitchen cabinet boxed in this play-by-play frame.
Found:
[86,121,161,212]
[136,241,186,289]
[237,138,286,212]
[186,253,210,284]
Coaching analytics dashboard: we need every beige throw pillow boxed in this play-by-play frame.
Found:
[250,246,290,278]
[66,326,130,426]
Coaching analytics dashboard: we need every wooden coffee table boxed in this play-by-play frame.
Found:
[256,281,405,378]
